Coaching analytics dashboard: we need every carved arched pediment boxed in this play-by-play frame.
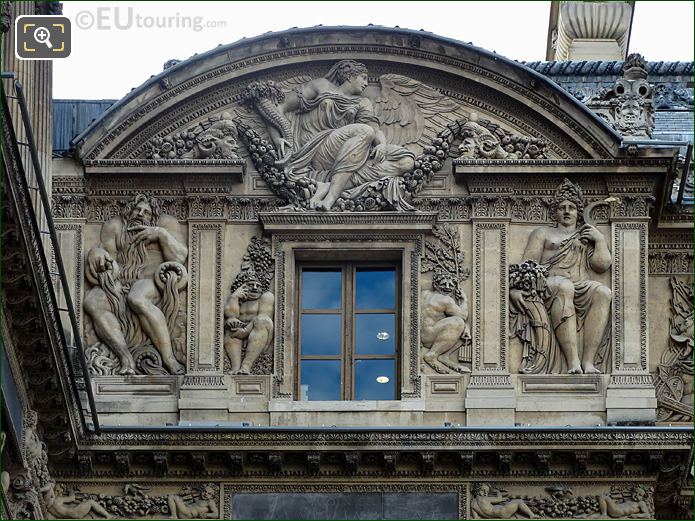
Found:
[74,27,623,210]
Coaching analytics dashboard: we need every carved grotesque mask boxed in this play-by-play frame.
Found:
[458,121,506,159]
[195,124,239,159]
[616,99,643,128]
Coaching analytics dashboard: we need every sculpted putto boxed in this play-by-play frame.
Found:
[224,237,275,374]
[84,194,188,375]
[510,179,611,374]
[581,486,654,520]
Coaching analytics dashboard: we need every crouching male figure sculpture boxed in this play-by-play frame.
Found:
[224,270,274,374]
[84,194,188,375]
[421,269,471,374]
[510,179,612,374]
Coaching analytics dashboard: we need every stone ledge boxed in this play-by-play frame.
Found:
[268,399,427,412]
[83,158,245,180]
[259,211,438,233]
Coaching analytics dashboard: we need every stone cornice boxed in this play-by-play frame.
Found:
[453,157,674,176]
[83,158,245,180]
[52,427,692,481]
[259,211,438,233]
[75,425,692,449]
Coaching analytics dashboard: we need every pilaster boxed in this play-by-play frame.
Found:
[606,195,657,424]
[465,216,515,425]
[179,215,228,422]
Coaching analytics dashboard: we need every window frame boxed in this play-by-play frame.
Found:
[295,261,401,401]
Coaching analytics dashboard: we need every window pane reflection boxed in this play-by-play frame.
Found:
[301,314,341,355]
[302,270,342,309]
[301,360,341,401]
[355,314,395,355]
[354,359,395,400]
[355,269,395,309]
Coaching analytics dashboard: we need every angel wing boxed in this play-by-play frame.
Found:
[364,74,469,150]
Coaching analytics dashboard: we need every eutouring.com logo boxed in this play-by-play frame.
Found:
[73,7,226,32]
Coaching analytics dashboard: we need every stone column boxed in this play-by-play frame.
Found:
[606,193,657,424]
[465,196,515,425]
[179,197,229,422]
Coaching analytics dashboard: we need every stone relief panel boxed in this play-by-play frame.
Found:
[223,236,275,375]
[233,60,549,211]
[509,180,612,375]
[420,224,472,374]
[84,194,189,376]
[41,483,219,519]
[471,483,654,519]
[654,277,694,423]
[41,482,113,519]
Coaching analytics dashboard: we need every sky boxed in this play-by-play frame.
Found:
[53,1,694,100]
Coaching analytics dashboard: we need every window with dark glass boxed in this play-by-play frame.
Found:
[298,264,399,401]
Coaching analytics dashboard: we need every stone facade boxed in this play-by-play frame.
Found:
[2,22,693,520]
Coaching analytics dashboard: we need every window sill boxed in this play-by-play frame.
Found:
[269,399,426,412]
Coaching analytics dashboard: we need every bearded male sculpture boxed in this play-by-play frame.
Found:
[84,194,188,375]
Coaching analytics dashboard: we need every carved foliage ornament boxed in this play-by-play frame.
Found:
[3,410,52,520]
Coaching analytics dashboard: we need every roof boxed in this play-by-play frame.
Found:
[53,99,115,155]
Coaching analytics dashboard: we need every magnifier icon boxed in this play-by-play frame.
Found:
[33,26,53,49]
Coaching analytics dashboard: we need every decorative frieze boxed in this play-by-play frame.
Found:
[648,251,694,275]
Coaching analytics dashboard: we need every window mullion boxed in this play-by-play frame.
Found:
[344,264,355,400]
